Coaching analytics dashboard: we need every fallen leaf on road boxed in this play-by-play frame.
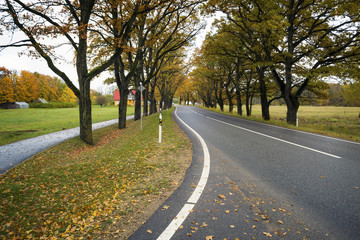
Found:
[230,225,235,228]
[162,205,169,210]
[252,225,256,229]
[206,236,213,240]
[225,210,230,214]
[218,194,226,199]
[278,220,283,224]
[147,230,152,234]
[201,222,208,227]
[263,232,273,237]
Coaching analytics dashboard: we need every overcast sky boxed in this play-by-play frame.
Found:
[0,14,218,94]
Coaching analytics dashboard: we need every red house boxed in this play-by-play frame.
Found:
[113,90,136,106]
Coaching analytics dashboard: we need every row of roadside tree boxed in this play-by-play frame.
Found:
[180,0,359,121]
[1,1,203,144]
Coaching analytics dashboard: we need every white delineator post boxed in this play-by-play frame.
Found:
[296,113,299,127]
[159,108,162,143]
[138,83,145,131]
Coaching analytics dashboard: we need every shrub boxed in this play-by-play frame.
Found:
[29,102,76,108]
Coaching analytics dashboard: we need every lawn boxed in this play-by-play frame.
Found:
[0,108,192,239]
[202,105,360,142]
[0,105,134,146]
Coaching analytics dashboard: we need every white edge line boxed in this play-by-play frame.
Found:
[195,107,360,145]
[206,116,341,159]
[157,106,211,240]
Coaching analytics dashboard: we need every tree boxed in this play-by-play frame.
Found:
[15,70,39,102]
[0,67,15,103]
[207,0,360,124]
[157,55,188,109]
[265,0,360,124]
[0,76,15,103]
[343,83,360,107]
[1,0,123,144]
[59,86,77,103]
[95,94,109,107]
[206,0,284,120]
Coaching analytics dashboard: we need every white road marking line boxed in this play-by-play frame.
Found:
[157,107,210,240]
[195,107,360,145]
[205,116,341,159]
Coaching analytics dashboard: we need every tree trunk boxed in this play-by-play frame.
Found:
[134,87,141,121]
[79,80,93,145]
[236,89,242,115]
[234,57,242,115]
[285,95,300,125]
[143,84,148,116]
[257,66,270,120]
[225,83,233,113]
[118,86,128,129]
[245,77,251,116]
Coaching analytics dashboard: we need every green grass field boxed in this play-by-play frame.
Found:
[202,105,360,142]
[0,105,134,145]
[0,108,192,239]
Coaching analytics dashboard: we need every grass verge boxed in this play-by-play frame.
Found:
[0,108,192,239]
[199,105,360,142]
[0,105,134,146]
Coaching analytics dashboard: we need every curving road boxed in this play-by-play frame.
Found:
[131,105,360,240]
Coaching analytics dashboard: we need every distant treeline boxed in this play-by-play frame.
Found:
[0,66,77,104]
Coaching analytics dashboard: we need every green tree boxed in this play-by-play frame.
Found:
[265,0,360,124]
[95,94,109,107]
[343,83,360,107]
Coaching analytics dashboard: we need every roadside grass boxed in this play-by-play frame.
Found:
[0,105,134,146]
[0,108,192,239]
[199,105,360,142]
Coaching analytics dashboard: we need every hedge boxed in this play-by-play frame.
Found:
[29,102,77,108]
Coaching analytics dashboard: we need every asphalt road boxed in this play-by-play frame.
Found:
[130,105,360,240]
[0,116,134,174]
